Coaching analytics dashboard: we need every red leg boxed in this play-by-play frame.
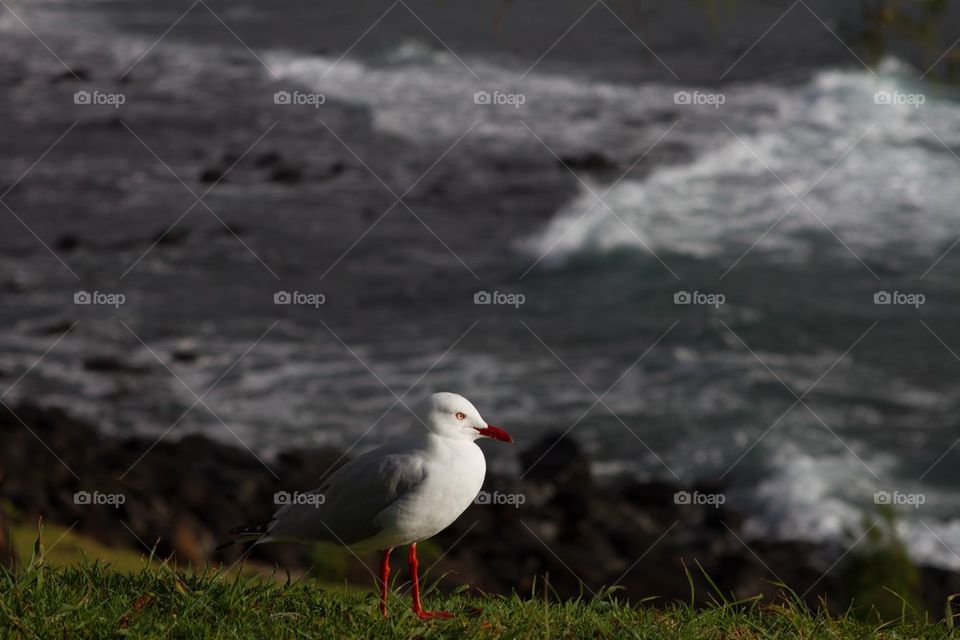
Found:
[379,548,392,617]
[408,543,453,620]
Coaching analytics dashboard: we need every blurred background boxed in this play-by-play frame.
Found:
[2,0,960,615]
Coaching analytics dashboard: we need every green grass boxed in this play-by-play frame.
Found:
[8,520,153,573]
[2,519,957,638]
[4,518,290,583]
[2,560,958,639]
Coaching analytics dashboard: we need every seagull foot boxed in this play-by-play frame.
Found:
[416,610,453,620]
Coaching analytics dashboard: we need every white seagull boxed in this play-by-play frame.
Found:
[221,392,513,619]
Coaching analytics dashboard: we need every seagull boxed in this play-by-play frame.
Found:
[221,392,513,619]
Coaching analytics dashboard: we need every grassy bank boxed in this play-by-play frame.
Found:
[1,519,955,638]
[7,520,151,573]
[2,561,956,639]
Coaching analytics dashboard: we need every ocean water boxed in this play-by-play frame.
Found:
[3,0,960,570]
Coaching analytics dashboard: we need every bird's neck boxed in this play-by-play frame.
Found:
[416,431,480,456]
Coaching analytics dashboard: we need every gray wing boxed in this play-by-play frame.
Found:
[265,443,426,546]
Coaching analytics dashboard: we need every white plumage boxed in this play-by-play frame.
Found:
[224,392,513,619]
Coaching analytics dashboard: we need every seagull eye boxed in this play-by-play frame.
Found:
[455,411,466,420]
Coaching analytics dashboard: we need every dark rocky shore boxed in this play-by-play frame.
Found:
[2,402,958,617]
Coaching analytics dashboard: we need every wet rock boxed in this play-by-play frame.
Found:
[82,356,146,374]
[622,479,680,508]
[153,226,190,246]
[216,222,244,238]
[558,151,616,173]
[520,431,592,492]
[275,448,348,483]
[2,279,27,294]
[31,319,73,335]
[253,151,283,168]
[101,116,125,130]
[55,234,81,251]
[51,68,90,83]
[171,349,199,363]
[270,165,304,184]
[199,167,225,183]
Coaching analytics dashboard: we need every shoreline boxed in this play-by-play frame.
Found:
[2,401,958,616]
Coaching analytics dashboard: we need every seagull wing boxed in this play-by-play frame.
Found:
[264,443,427,546]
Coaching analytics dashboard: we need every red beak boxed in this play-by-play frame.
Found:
[475,424,513,443]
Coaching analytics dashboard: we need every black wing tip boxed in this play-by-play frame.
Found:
[215,521,271,551]
[230,522,269,536]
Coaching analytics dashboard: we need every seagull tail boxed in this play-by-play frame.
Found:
[215,521,273,551]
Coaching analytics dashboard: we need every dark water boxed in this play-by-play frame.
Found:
[3,0,960,567]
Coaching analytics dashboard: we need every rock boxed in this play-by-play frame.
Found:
[153,226,190,246]
[82,356,146,374]
[33,320,74,335]
[55,234,81,251]
[622,479,681,508]
[2,279,26,294]
[171,349,199,363]
[0,474,15,569]
[101,116,125,130]
[558,151,616,173]
[51,68,90,83]
[216,223,244,238]
[519,431,592,492]
[270,165,304,184]
[253,151,283,168]
[199,167,225,183]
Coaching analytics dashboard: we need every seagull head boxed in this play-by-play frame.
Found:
[414,392,513,443]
